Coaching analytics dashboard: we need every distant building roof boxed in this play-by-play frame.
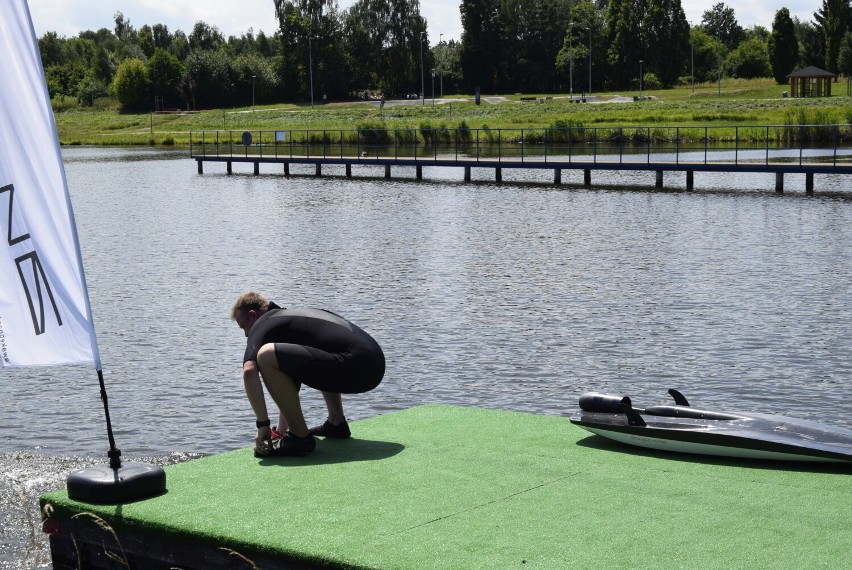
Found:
[787,66,837,78]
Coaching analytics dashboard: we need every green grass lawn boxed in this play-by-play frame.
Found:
[54,78,852,146]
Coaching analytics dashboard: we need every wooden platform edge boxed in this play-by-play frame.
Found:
[44,517,340,570]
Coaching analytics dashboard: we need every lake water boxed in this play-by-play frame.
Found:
[2,147,851,566]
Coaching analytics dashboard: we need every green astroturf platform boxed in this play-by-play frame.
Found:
[42,404,851,569]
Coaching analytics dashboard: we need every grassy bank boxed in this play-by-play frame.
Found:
[53,78,852,146]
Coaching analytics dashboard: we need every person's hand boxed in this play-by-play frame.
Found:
[254,426,272,456]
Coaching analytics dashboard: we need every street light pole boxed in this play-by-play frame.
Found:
[569,22,573,100]
[717,41,721,97]
[431,69,435,104]
[639,60,643,99]
[690,22,694,94]
[587,26,592,97]
[252,75,256,112]
[439,34,443,98]
[420,31,425,106]
[308,36,315,108]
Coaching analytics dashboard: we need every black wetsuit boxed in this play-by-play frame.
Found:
[243,306,385,393]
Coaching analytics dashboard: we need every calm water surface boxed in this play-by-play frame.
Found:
[4,147,852,453]
[1,147,851,564]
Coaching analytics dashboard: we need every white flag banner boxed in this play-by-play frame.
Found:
[0,0,101,368]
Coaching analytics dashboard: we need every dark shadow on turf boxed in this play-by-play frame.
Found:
[575,434,852,474]
[257,438,405,467]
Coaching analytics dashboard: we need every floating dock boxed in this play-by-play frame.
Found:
[42,404,851,569]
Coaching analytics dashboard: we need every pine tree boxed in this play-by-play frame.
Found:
[768,8,799,83]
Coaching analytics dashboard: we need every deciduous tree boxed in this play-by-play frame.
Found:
[701,3,744,50]
[147,48,184,108]
[689,26,724,83]
[112,57,149,110]
[275,1,348,101]
[816,0,851,73]
[838,31,852,75]
[726,36,770,78]
[339,0,426,97]
[183,49,234,108]
[556,1,605,94]
[606,0,689,89]
[646,0,690,87]
[189,21,225,52]
[460,0,501,92]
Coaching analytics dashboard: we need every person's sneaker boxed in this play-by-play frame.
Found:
[308,419,351,439]
[269,432,316,456]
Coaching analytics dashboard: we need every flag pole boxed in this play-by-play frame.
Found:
[97,369,122,469]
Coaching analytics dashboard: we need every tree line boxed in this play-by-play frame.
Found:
[38,0,852,111]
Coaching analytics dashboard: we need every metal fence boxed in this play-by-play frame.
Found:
[190,124,852,169]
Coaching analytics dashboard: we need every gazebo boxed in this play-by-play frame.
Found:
[786,66,836,97]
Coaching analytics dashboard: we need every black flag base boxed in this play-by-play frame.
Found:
[66,371,167,503]
[67,460,166,504]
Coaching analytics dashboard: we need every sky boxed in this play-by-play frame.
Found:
[29,1,819,45]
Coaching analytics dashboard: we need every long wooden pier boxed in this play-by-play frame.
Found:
[190,124,852,192]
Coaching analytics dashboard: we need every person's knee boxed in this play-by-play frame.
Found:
[257,344,278,371]
[257,345,299,390]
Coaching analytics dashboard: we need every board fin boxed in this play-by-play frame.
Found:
[618,401,647,427]
[668,388,690,407]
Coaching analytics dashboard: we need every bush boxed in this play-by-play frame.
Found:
[547,119,584,142]
[419,122,435,144]
[781,109,839,143]
[393,128,418,144]
[50,95,78,112]
[355,120,390,145]
[457,120,472,143]
[642,73,662,90]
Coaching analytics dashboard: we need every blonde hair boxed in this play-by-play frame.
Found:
[230,291,270,320]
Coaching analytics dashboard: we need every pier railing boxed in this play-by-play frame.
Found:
[190,124,852,170]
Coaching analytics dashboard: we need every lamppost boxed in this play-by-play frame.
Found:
[420,31,425,105]
[586,26,592,97]
[639,60,643,99]
[308,36,315,108]
[431,69,435,104]
[716,40,721,97]
[690,22,695,94]
[439,34,443,98]
[569,22,574,100]
[252,75,256,112]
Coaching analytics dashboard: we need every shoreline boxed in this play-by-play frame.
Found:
[52,79,852,146]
